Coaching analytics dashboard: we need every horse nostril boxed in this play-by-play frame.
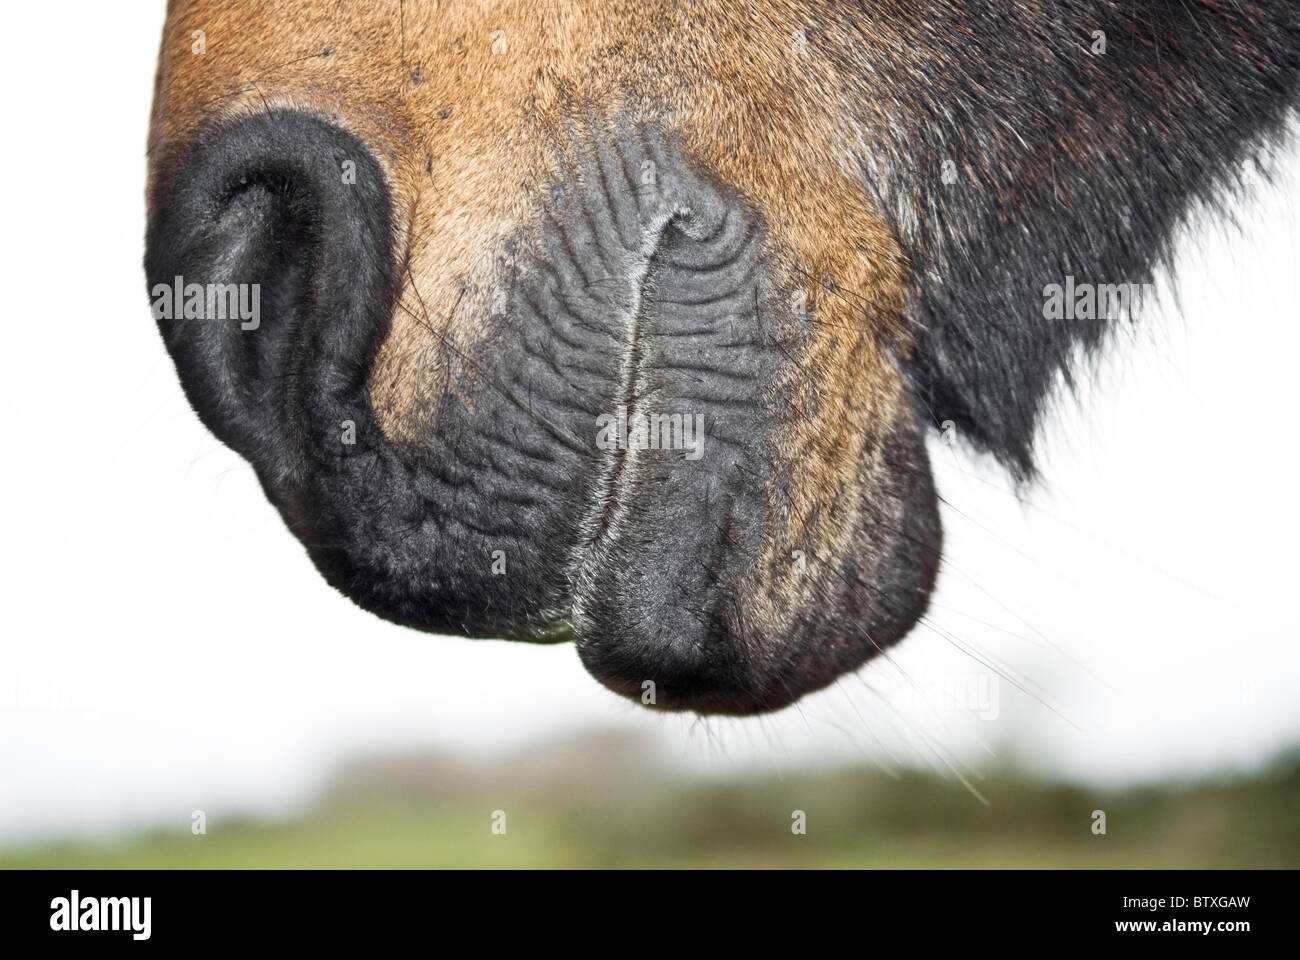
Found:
[206,167,319,385]
[144,110,396,475]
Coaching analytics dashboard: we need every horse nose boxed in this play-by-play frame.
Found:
[144,110,396,477]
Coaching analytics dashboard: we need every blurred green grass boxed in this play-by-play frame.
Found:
[5,736,1297,869]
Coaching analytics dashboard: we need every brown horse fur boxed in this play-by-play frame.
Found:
[146,1,1300,713]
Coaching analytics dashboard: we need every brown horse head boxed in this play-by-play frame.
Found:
[146,1,1300,713]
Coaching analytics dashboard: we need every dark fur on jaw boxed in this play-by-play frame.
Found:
[827,0,1300,479]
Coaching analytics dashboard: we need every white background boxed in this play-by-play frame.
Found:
[0,2,1297,844]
